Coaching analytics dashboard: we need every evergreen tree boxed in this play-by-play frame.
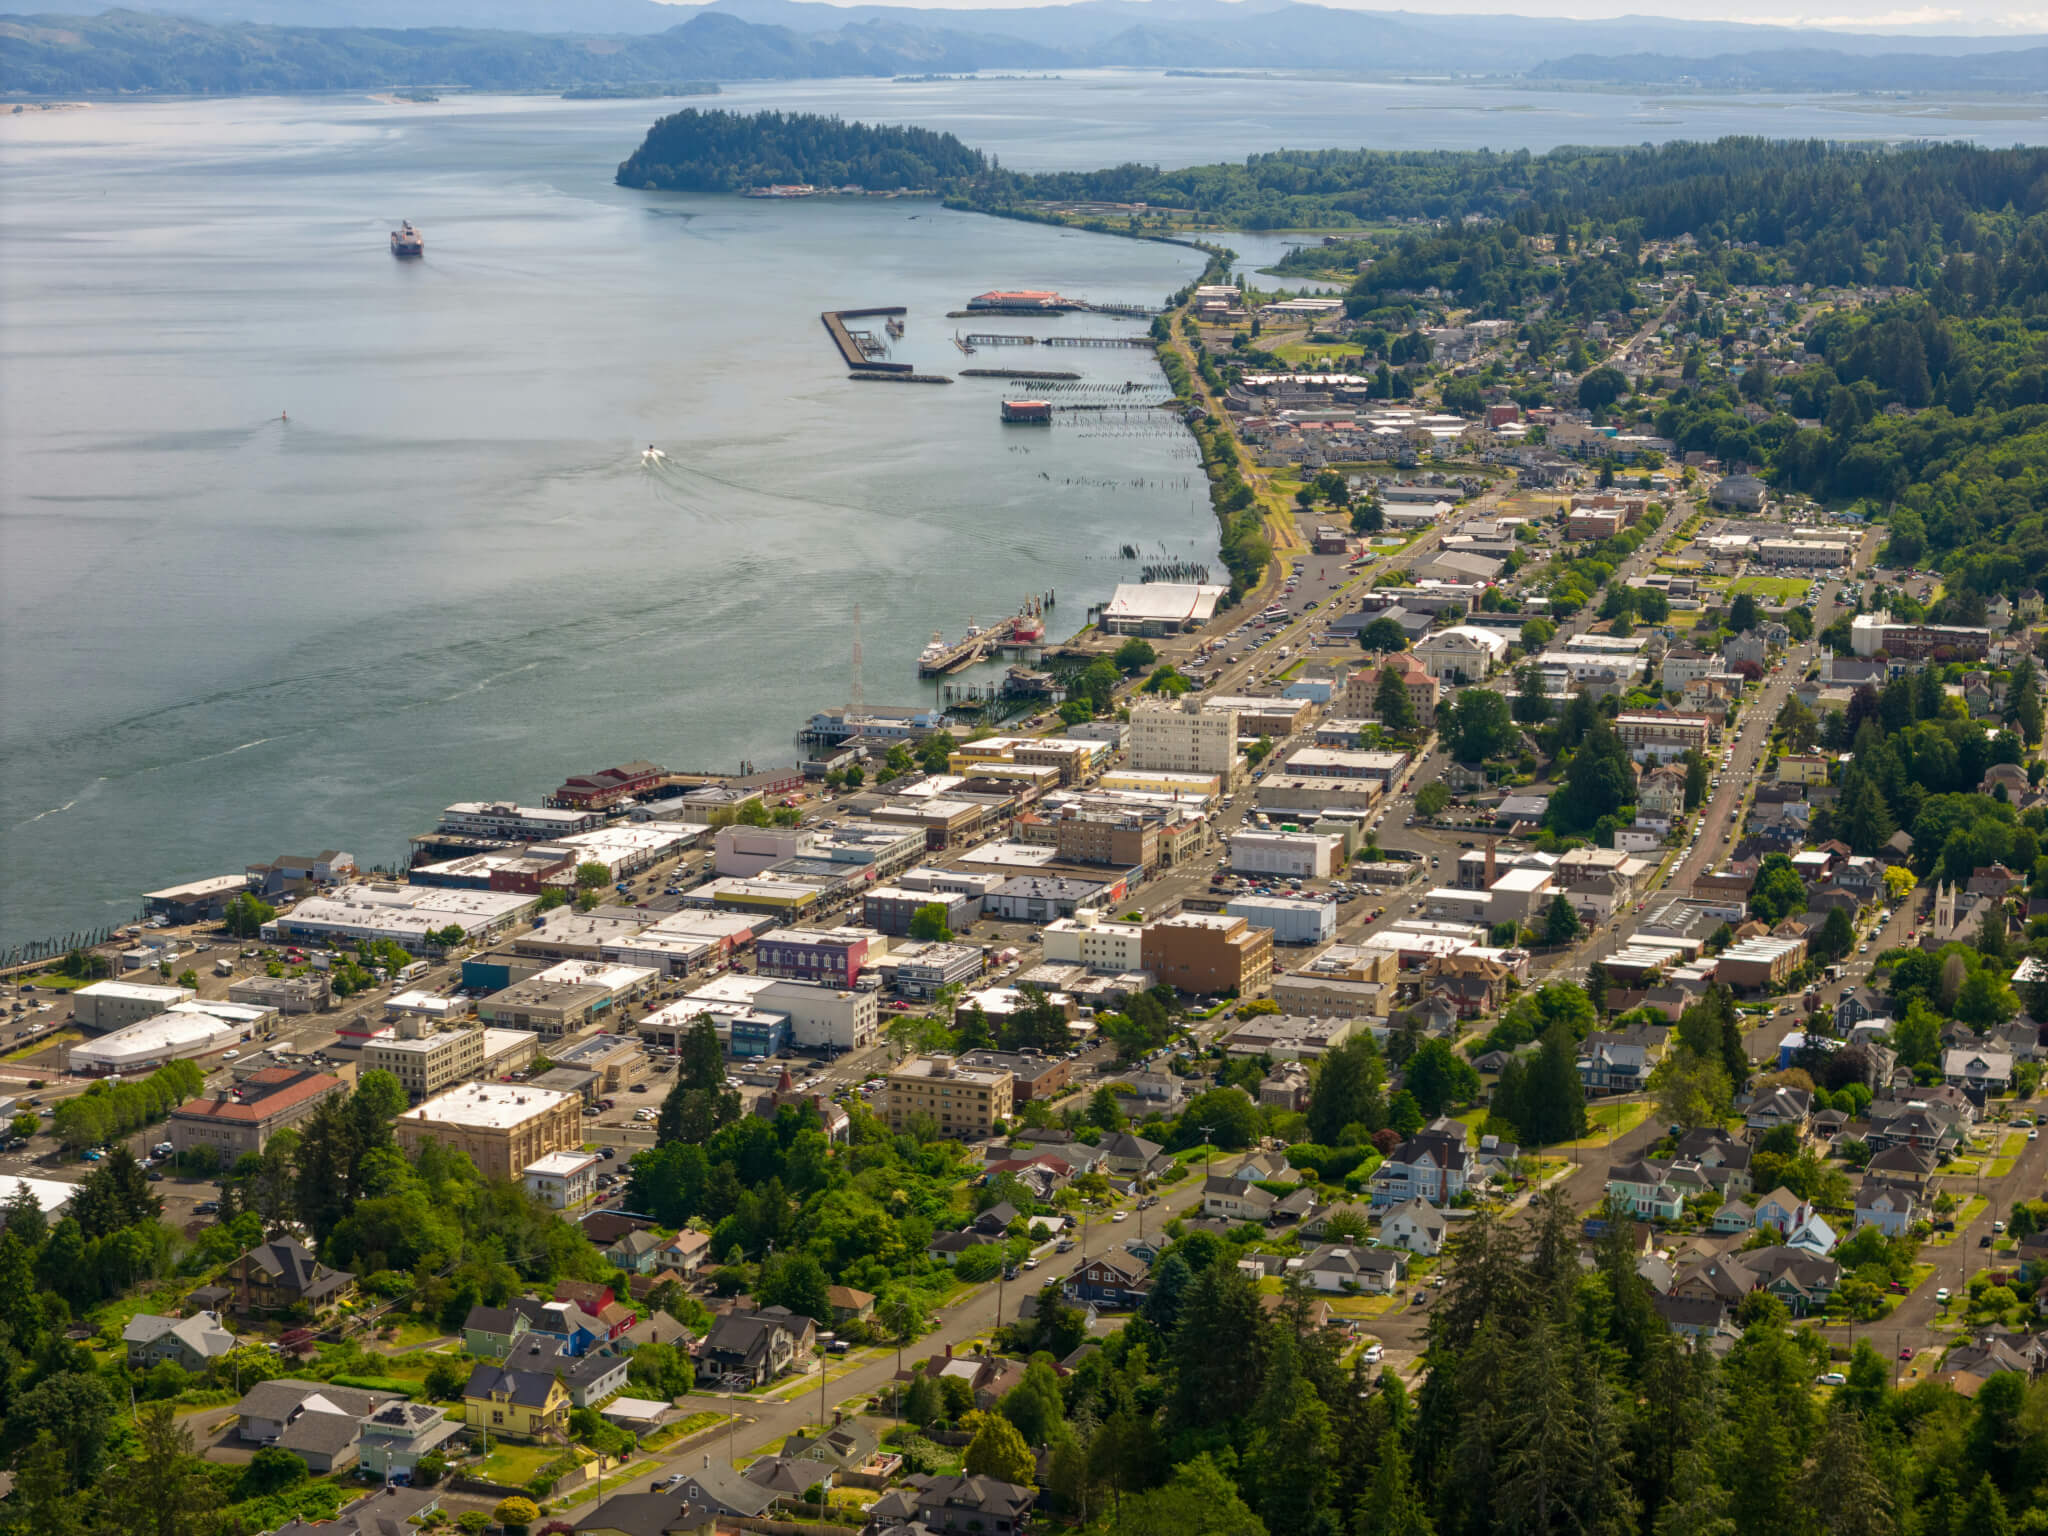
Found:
[1359,1436,1434,1536]
[1543,893,1585,947]
[1306,1034,1387,1144]
[657,1016,741,1144]
[1378,665,1420,734]
[93,1402,221,1536]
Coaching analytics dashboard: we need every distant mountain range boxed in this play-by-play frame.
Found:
[3,2,2044,96]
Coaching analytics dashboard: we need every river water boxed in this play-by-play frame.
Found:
[4,75,2041,946]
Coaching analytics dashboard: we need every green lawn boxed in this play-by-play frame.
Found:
[1988,1132,2026,1179]
[1326,1292,1405,1319]
[24,971,97,991]
[471,1441,572,1487]
[1555,1101,1652,1152]
[1927,1196,1990,1246]
[1724,575,1810,604]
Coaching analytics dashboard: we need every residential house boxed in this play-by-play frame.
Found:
[1379,1197,1447,1256]
[234,1380,395,1475]
[1579,1026,1663,1097]
[1834,985,1888,1034]
[1369,1129,1470,1208]
[574,1494,719,1536]
[462,1304,532,1361]
[1711,1199,1754,1234]
[506,1336,632,1409]
[1606,1159,1687,1223]
[461,1362,570,1442]
[1752,1186,1813,1237]
[606,1228,666,1275]
[1065,1251,1151,1307]
[224,1238,354,1319]
[1097,1131,1169,1181]
[1745,1246,1841,1314]
[697,1307,815,1388]
[1943,1048,2014,1095]
[123,1311,234,1371]
[1864,1142,1940,1184]
[668,1461,781,1521]
[1289,1244,1406,1294]
[1653,1294,1733,1343]
[515,1298,607,1358]
[655,1230,713,1278]
[828,1286,876,1325]
[889,1474,1037,1536]
[1854,1181,1921,1237]
[783,1419,879,1474]
[1671,1254,1758,1312]
[1744,1085,1813,1139]
[1675,1127,1754,1199]
[1203,1173,1277,1223]
[272,1487,449,1536]
[356,1400,464,1480]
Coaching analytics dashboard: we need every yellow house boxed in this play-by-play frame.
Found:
[1776,753,1831,786]
[462,1363,569,1442]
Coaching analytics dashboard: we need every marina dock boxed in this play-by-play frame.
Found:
[821,307,912,373]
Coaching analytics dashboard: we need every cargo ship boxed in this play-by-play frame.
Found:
[390,221,424,258]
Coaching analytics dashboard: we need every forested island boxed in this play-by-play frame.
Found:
[616,107,987,192]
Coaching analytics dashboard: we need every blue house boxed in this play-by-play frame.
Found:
[511,1298,604,1358]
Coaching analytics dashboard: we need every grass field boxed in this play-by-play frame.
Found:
[1989,1132,2026,1178]
[23,972,96,991]
[1928,1196,1990,1246]
[1724,575,1811,604]
[472,1441,570,1487]
[1555,1101,1653,1151]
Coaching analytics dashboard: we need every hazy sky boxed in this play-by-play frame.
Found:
[668,0,2045,32]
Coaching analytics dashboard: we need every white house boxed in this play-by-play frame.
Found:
[1378,1197,1447,1257]
[1854,1181,1919,1238]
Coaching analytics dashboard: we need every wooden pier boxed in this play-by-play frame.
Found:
[959,368,1081,380]
[821,307,912,373]
[1043,335,1152,348]
[964,333,1038,346]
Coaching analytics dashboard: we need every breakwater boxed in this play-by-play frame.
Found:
[821,307,912,372]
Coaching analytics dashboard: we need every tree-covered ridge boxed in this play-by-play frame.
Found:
[616,107,988,192]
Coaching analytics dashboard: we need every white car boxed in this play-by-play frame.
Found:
[1362,1343,1384,1364]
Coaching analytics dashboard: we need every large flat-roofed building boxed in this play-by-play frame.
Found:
[72,980,196,1033]
[141,875,249,926]
[1270,972,1391,1019]
[1129,698,1239,777]
[755,927,885,989]
[1716,935,1806,992]
[1203,696,1317,740]
[514,909,652,962]
[984,876,1111,924]
[67,1007,246,1075]
[270,885,537,949]
[1849,616,1991,662]
[409,846,575,895]
[758,980,880,1053]
[1226,895,1338,946]
[1053,813,1159,872]
[1254,776,1384,816]
[1222,1013,1358,1059]
[364,1020,487,1102]
[1143,912,1274,998]
[884,1054,1014,1138]
[1757,538,1852,568]
[1616,713,1712,763]
[1042,911,1147,973]
[228,974,332,1014]
[477,960,657,1038]
[863,885,978,937]
[553,825,694,881]
[552,1032,646,1095]
[395,1082,582,1182]
[1282,748,1411,783]
[1228,831,1343,879]
[169,1067,348,1163]
[881,941,988,999]
[439,802,602,842]
[1099,582,1227,636]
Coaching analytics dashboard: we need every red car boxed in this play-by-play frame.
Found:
[1898,1346,1915,1361]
